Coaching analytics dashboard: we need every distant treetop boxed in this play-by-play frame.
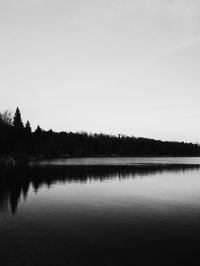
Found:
[25,120,32,134]
[35,125,43,134]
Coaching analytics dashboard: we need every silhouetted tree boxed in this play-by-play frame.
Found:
[13,108,24,130]
[25,120,32,134]
[35,125,42,134]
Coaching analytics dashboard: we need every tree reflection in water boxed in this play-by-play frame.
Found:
[0,164,199,215]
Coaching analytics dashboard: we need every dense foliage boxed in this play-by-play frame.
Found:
[0,108,199,159]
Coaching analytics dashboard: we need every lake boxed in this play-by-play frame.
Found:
[1,157,200,266]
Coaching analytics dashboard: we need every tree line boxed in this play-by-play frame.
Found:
[0,107,199,160]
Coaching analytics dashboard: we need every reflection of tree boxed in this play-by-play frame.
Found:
[0,164,199,215]
[0,167,31,214]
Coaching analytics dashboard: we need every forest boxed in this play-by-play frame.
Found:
[0,107,199,160]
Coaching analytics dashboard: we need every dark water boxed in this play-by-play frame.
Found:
[1,157,200,266]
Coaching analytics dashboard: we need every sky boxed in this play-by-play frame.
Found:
[0,0,200,143]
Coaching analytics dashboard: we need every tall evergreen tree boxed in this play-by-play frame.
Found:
[13,107,24,129]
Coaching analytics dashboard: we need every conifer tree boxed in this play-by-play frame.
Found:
[35,125,42,134]
[13,107,24,129]
[25,120,32,134]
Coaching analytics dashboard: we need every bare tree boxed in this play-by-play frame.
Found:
[0,110,13,126]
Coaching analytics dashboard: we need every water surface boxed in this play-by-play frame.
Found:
[30,156,200,166]
[1,157,200,265]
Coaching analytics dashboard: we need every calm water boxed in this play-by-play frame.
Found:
[1,157,200,266]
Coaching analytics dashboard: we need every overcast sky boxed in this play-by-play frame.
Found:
[1,0,200,142]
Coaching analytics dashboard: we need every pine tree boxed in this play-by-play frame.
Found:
[13,107,24,129]
[35,125,42,134]
[25,120,32,134]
